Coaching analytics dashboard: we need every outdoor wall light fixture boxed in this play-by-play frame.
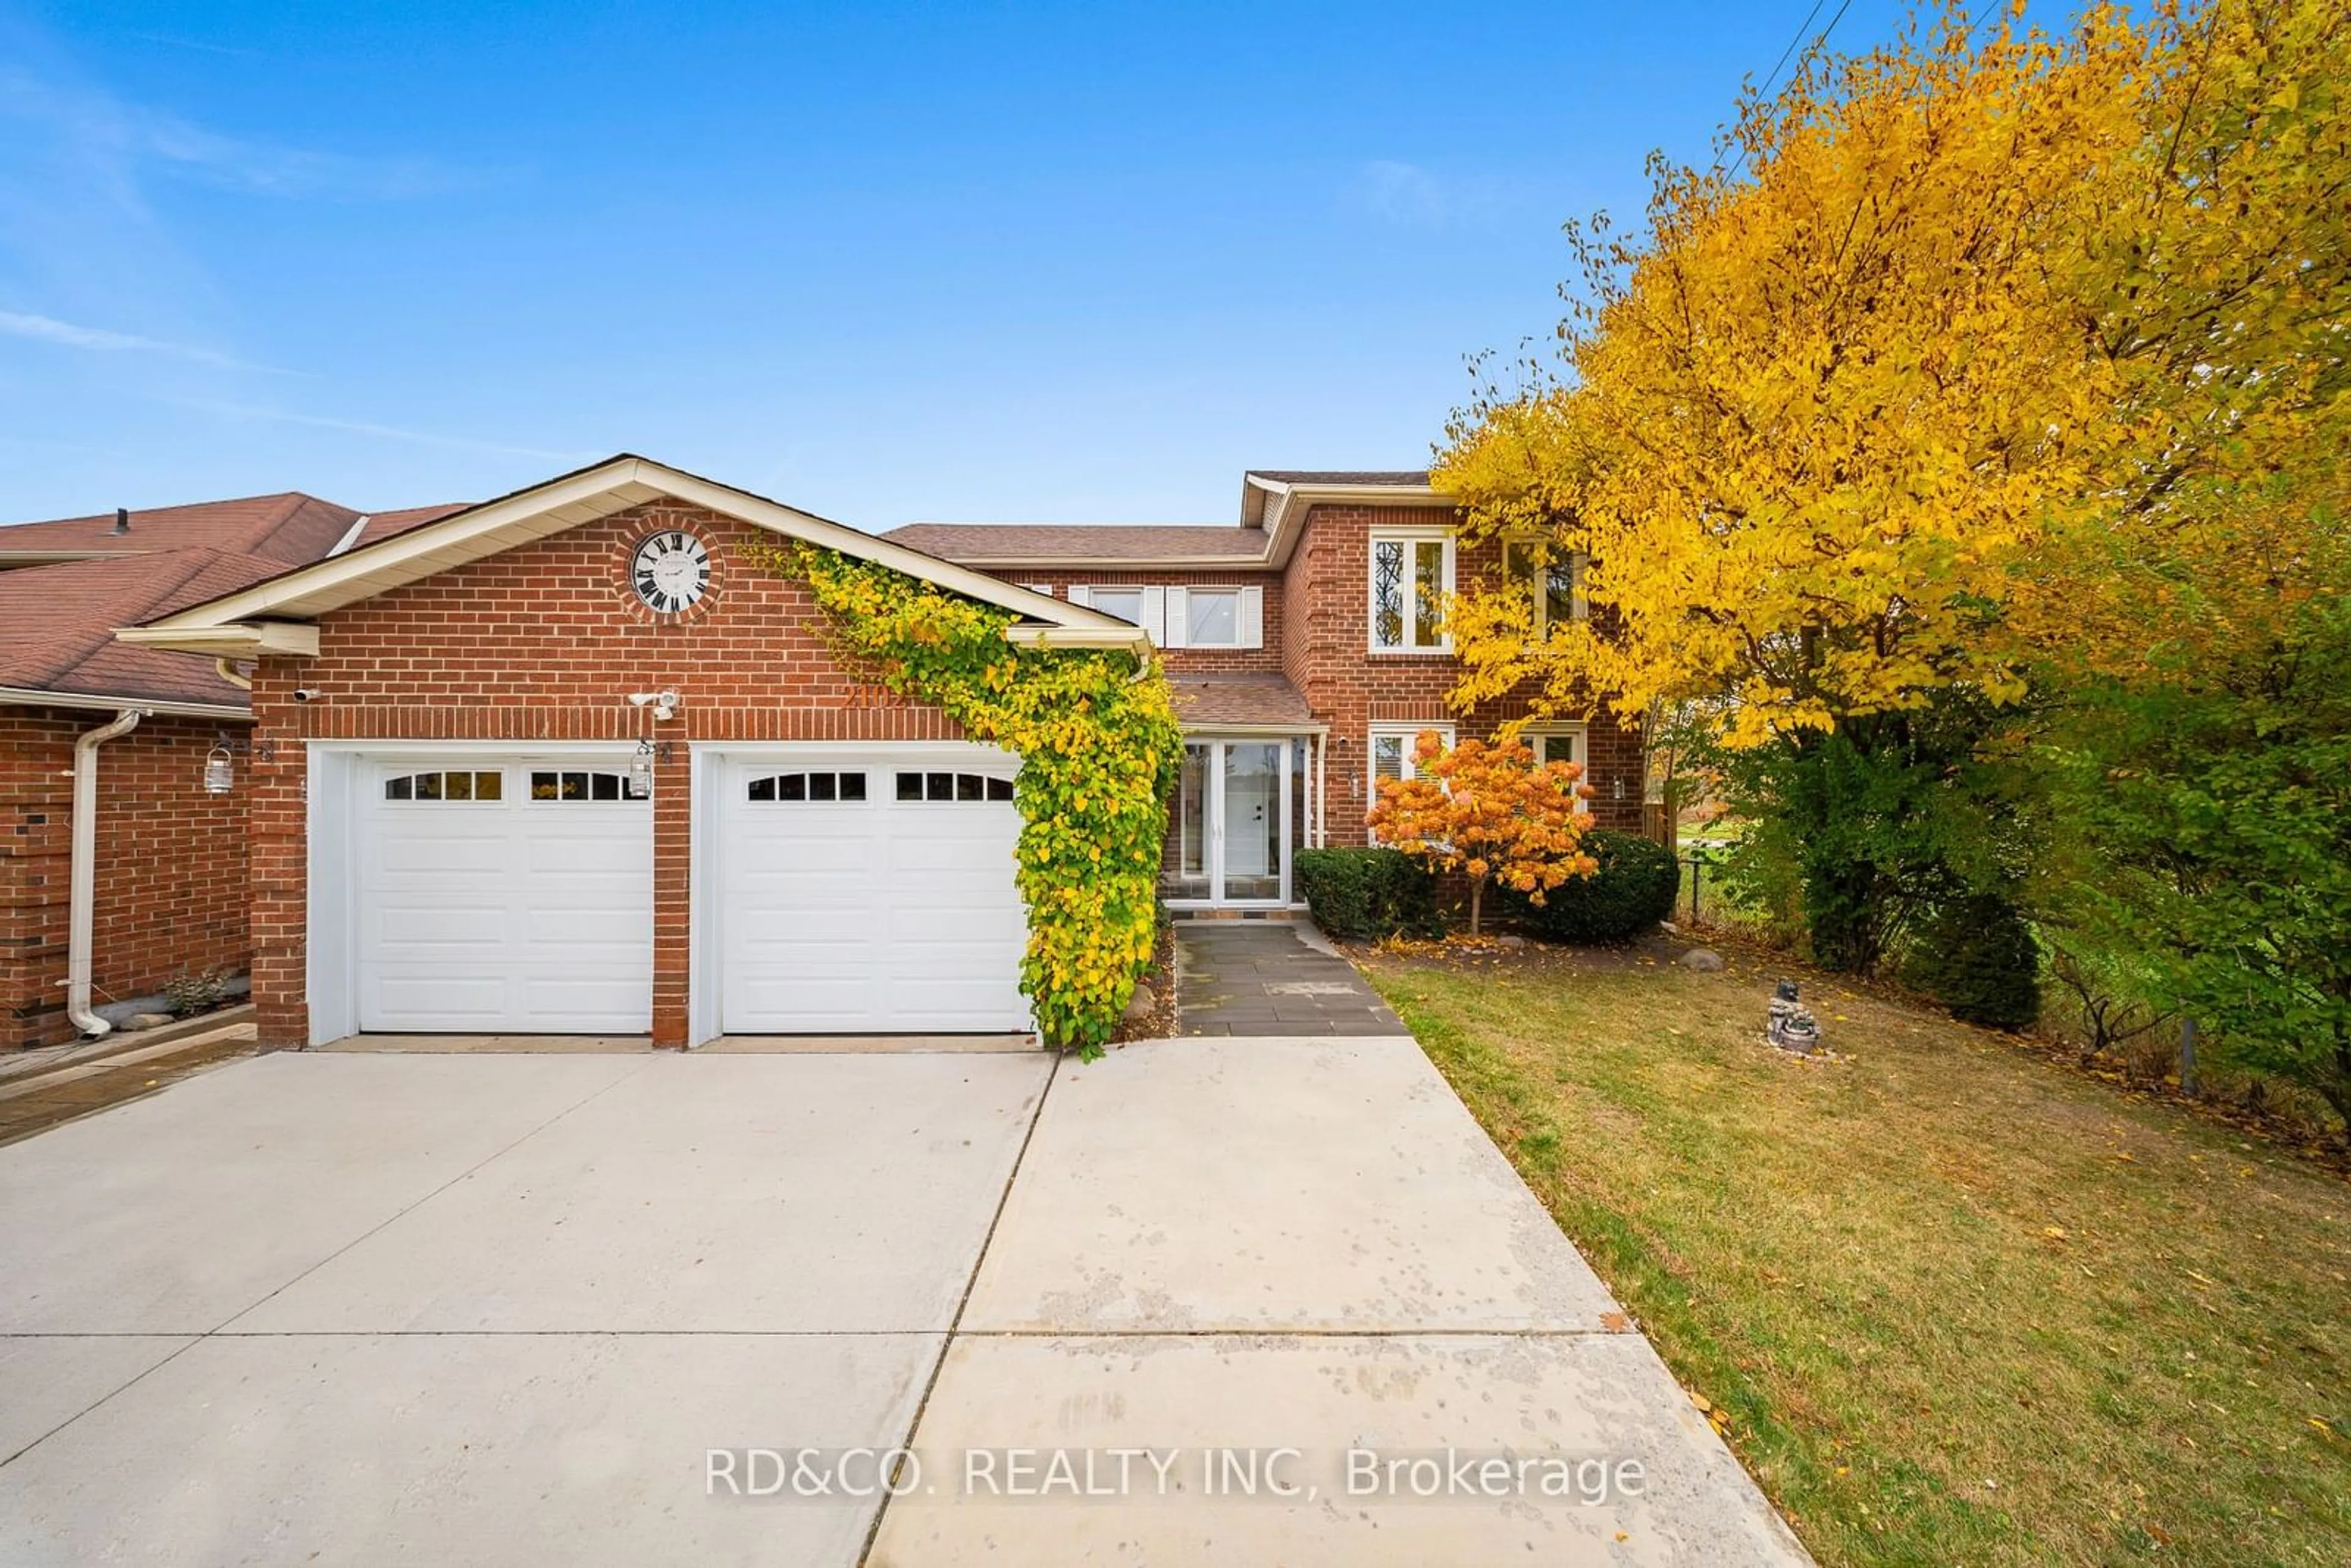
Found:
[627,689,680,721]
[202,745,235,795]
[629,740,656,800]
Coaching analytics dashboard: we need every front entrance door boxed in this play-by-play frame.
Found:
[1166,738,1298,906]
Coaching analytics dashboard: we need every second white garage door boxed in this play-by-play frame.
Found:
[716,748,1030,1033]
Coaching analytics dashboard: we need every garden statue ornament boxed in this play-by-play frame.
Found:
[1766,980,1823,1054]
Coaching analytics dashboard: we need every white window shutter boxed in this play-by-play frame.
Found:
[1237,585,1263,649]
[1140,586,1166,645]
[1067,585,1091,609]
[1162,587,1189,648]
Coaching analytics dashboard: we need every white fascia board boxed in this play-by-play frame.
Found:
[0,684,252,721]
[116,621,320,658]
[120,452,1141,645]
[131,459,654,631]
[1176,721,1327,737]
[1261,480,1450,568]
[1002,623,1153,651]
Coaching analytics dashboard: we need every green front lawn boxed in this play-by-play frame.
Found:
[1364,943,2350,1566]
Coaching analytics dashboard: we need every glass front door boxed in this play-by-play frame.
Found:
[1163,738,1300,905]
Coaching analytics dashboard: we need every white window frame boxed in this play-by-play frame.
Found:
[1368,527,1455,654]
[1502,539,1588,633]
[1163,584,1262,650]
[1520,723,1589,772]
[1067,583,1165,643]
[1367,721,1455,797]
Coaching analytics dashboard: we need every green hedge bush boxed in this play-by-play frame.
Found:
[1502,829,1679,943]
[1907,894,2041,1030]
[1295,847,1441,941]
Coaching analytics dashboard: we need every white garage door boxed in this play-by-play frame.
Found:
[718,748,1029,1033]
[357,759,653,1032]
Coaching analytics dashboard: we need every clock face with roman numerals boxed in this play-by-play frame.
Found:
[630,530,711,615]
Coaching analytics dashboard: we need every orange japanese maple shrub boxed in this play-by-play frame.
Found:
[1365,731,1598,936]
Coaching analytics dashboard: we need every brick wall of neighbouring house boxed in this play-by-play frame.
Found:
[1013,568,1287,675]
[246,499,959,1051]
[1,706,250,1049]
[1280,502,1646,846]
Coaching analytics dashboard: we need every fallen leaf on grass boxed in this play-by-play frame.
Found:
[2042,1225,2069,1242]
[1600,1312,1632,1332]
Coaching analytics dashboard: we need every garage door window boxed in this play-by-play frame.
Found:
[897,771,1014,803]
[529,770,640,802]
[746,771,869,802]
[383,770,503,802]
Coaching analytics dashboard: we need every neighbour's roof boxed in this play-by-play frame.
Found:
[344,503,472,551]
[883,522,1269,565]
[0,492,362,566]
[0,549,286,711]
[1167,673,1317,730]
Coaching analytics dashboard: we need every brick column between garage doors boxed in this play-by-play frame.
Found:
[651,739,691,1047]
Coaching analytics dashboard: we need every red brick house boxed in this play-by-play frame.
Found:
[0,493,461,1047]
[114,454,1640,1052]
[892,469,1644,904]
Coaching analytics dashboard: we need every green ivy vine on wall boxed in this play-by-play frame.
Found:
[742,541,1181,1056]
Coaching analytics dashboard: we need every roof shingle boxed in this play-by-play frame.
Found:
[347,503,471,550]
[0,550,285,710]
[1243,470,1432,486]
[883,522,1269,565]
[1167,674,1316,729]
[0,492,362,566]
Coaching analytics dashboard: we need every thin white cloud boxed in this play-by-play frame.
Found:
[174,398,596,464]
[1354,159,1523,230]
[0,309,297,373]
[0,58,504,201]
[1361,160,1450,225]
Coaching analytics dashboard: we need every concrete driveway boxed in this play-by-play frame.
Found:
[0,1040,1807,1566]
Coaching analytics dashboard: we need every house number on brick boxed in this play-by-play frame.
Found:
[630,530,711,614]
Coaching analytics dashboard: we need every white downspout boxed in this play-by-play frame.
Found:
[1314,732,1328,847]
[67,708,143,1037]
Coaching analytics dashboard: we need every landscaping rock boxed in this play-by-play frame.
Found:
[1679,948,1726,972]
[1493,935,1528,950]
[1123,985,1158,1022]
[122,1013,178,1032]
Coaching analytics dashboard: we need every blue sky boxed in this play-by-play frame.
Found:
[0,1,1913,528]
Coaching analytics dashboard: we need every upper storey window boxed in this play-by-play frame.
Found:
[1068,585,1262,648]
[1503,541,1588,632]
[1369,528,1453,653]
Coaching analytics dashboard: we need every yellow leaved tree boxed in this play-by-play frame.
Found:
[1437,0,2350,739]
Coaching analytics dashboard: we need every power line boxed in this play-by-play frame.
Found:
[1757,0,1831,107]
[1724,0,1859,183]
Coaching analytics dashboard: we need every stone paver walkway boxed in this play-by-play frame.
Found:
[1173,919,1404,1035]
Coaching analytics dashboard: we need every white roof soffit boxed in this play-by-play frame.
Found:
[1245,476,1449,566]
[113,455,1148,656]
